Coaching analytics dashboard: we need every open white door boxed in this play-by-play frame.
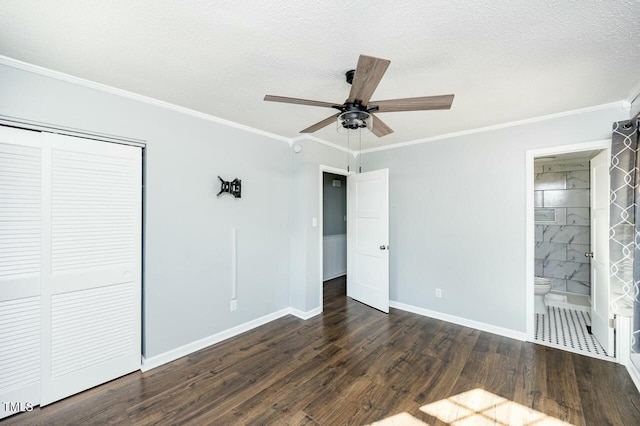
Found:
[40,133,142,405]
[590,149,613,355]
[347,169,389,313]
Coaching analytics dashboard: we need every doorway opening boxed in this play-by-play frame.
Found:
[318,165,390,314]
[320,168,349,310]
[526,140,616,361]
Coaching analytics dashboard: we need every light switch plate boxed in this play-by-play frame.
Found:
[230,299,237,311]
[312,217,318,227]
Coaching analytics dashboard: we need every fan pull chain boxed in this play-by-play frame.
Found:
[358,128,362,173]
[348,131,351,172]
[346,130,350,172]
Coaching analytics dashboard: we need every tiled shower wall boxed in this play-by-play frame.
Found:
[534,161,590,295]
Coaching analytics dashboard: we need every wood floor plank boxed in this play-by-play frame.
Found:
[545,345,583,411]
[412,326,480,406]
[4,276,640,425]
[199,344,349,425]
[573,352,640,426]
[513,340,548,410]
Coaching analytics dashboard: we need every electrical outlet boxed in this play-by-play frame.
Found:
[435,288,442,298]
[230,299,237,311]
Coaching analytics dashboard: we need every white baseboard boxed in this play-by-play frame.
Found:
[323,272,346,281]
[290,306,322,320]
[544,291,591,313]
[142,300,531,373]
[627,359,640,394]
[141,308,291,372]
[615,316,640,393]
[141,305,325,372]
[389,300,528,341]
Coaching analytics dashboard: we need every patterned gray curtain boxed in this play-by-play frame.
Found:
[632,119,640,353]
[610,120,640,352]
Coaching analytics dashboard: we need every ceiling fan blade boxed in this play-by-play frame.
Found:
[371,114,394,137]
[264,95,339,109]
[371,94,454,112]
[300,114,339,133]
[348,55,391,105]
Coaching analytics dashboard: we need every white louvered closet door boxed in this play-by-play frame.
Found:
[40,132,141,406]
[0,126,42,419]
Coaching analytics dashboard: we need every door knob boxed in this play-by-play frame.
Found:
[585,252,594,258]
[380,245,389,250]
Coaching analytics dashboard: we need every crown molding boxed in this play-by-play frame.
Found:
[360,101,625,154]
[0,55,291,144]
[626,79,640,104]
[1,55,631,155]
[292,134,353,155]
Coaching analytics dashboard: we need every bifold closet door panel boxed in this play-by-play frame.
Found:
[0,126,42,419]
[40,132,141,406]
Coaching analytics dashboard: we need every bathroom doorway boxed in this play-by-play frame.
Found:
[526,140,616,361]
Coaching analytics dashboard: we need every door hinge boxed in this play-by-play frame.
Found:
[609,318,616,328]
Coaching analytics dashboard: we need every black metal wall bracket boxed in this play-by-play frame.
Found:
[217,176,241,198]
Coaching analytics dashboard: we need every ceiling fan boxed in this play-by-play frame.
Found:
[264,54,454,137]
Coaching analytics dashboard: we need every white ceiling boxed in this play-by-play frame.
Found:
[1,1,639,149]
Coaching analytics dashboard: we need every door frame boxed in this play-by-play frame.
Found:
[318,165,353,312]
[525,139,611,344]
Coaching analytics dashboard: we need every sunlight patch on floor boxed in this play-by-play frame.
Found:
[369,411,429,425]
[369,388,574,426]
[420,388,573,425]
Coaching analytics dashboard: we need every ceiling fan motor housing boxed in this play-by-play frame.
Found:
[339,110,370,129]
[337,100,378,130]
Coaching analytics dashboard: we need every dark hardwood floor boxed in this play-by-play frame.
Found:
[5,276,640,425]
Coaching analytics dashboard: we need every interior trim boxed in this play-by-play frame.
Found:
[360,102,624,154]
[0,55,290,145]
[2,55,633,155]
[626,79,640,105]
[0,115,146,147]
[141,306,321,372]
[627,357,640,394]
[291,134,351,154]
[390,300,528,342]
[524,139,611,342]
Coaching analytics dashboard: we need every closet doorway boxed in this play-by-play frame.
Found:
[0,126,142,419]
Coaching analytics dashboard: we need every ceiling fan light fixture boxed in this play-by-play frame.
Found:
[336,110,372,134]
[264,54,453,138]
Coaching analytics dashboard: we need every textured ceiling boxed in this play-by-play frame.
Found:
[0,1,639,149]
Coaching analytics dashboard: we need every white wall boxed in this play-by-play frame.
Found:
[361,105,628,333]
[0,63,297,358]
[1,60,631,357]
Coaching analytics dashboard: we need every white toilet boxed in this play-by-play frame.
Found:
[534,277,551,314]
